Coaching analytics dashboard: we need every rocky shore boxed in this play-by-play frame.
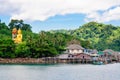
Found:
[0,58,43,64]
[0,57,119,64]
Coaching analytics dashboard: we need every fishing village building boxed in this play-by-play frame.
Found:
[66,44,84,54]
[43,43,120,64]
[58,44,91,59]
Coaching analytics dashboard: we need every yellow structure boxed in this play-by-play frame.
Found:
[12,28,17,40]
[12,28,22,43]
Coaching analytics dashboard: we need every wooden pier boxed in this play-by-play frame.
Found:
[42,57,120,64]
[42,57,92,64]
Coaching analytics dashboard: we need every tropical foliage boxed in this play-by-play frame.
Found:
[50,22,120,51]
[0,19,120,58]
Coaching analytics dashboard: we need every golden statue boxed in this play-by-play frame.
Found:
[12,28,22,43]
[12,28,17,40]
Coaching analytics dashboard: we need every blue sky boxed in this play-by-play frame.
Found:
[28,14,85,32]
[0,0,120,33]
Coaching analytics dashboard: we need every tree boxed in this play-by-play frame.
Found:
[15,42,30,58]
[0,21,9,30]
[8,19,23,30]
[22,24,32,32]
[0,39,15,58]
[8,19,32,32]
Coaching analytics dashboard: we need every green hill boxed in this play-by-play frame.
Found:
[49,22,120,51]
[0,20,120,58]
[0,19,87,58]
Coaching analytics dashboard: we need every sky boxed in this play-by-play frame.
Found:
[0,0,120,33]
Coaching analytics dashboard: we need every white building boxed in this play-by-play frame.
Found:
[66,44,84,54]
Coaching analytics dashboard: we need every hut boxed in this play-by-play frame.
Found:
[103,49,114,60]
[90,49,98,56]
[97,50,113,63]
[112,52,120,62]
[91,49,98,54]
[103,49,114,54]
[118,52,120,62]
[66,44,84,54]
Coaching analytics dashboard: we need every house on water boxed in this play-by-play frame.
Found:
[66,44,84,54]
[58,44,91,60]
[58,44,84,59]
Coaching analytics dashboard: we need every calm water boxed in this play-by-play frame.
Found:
[0,63,120,80]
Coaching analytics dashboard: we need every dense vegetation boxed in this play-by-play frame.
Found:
[0,19,91,58]
[50,22,120,51]
[0,20,120,58]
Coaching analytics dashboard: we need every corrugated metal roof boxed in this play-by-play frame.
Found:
[98,51,104,55]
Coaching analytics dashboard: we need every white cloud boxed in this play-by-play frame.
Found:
[102,6,120,22]
[0,0,19,15]
[86,6,120,22]
[0,0,120,22]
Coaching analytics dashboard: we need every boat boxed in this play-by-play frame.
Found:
[93,61,104,65]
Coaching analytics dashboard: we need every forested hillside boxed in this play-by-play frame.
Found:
[50,22,120,51]
[0,19,120,58]
[0,19,91,58]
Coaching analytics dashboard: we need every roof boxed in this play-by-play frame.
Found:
[112,52,119,56]
[91,49,98,54]
[66,44,84,50]
[97,51,104,55]
[90,53,98,56]
[98,51,112,55]
[103,49,114,53]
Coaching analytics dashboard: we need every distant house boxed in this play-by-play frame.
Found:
[83,49,93,54]
[91,49,98,54]
[98,50,120,62]
[58,44,93,60]
[97,50,113,63]
[90,49,98,57]
[66,44,84,54]
[103,49,114,54]
[112,52,120,61]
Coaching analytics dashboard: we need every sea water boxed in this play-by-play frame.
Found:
[0,63,120,80]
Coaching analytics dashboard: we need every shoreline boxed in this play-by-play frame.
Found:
[0,58,119,64]
[0,58,43,64]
